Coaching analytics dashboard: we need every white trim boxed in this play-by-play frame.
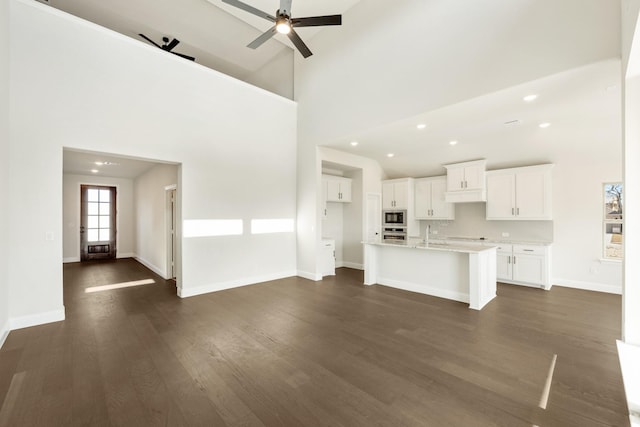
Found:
[164,184,177,190]
[617,341,640,424]
[117,252,135,259]
[376,276,470,304]
[553,278,622,295]
[297,270,322,281]
[10,308,65,330]
[178,270,297,298]
[0,319,10,349]
[599,258,623,264]
[63,257,80,263]
[134,255,168,279]
[340,261,364,270]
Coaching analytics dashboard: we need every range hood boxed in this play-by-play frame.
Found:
[443,159,487,203]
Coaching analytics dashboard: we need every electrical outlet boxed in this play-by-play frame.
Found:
[502,232,510,237]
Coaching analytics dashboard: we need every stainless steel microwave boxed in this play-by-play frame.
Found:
[383,210,407,226]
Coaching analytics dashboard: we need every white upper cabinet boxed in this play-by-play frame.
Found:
[444,159,487,202]
[486,164,553,220]
[323,175,352,203]
[383,179,411,209]
[415,177,454,220]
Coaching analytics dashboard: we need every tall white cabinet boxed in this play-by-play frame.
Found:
[414,176,455,220]
[486,164,553,220]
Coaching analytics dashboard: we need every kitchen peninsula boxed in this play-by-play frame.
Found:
[363,241,497,310]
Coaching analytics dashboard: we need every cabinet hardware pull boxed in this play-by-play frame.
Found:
[513,256,516,264]
[465,181,468,188]
[460,181,463,189]
[512,208,515,215]
[508,256,511,264]
[523,249,534,252]
[517,207,520,215]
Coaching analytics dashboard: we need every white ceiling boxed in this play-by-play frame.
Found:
[324,59,621,178]
[63,149,168,179]
[41,0,359,83]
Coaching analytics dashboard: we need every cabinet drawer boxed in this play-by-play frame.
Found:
[513,245,545,255]
[495,243,513,253]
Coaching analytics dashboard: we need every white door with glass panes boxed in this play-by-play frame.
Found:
[80,185,117,261]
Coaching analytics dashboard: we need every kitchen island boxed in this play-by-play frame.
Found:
[363,241,497,310]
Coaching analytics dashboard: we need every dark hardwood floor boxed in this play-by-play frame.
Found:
[0,259,628,426]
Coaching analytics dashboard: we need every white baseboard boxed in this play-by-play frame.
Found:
[134,255,168,279]
[0,319,10,349]
[63,257,80,263]
[377,277,469,304]
[297,270,322,281]
[339,262,364,270]
[178,270,297,298]
[10,307,65,331]
[117,252,135,259]
[553,278,622,295]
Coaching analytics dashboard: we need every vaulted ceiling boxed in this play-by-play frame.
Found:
[39,0,361,97]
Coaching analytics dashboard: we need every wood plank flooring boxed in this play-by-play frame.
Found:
[0,259,629,426]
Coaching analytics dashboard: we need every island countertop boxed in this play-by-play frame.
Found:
[362,240,497,254]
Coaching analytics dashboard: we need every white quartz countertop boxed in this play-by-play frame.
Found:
[431,236,553,246]
[363,240,497,254]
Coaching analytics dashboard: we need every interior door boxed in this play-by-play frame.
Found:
[365,193,382,242]
[80,185,117,261]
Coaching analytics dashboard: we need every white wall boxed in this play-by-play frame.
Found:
[245,48,294,100]
[62,174,136,262]
[0,0,10,345]
[295,0,620,279]
[134,163,178,278]
[9,0,297,324]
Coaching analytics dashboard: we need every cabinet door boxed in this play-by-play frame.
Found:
[430,178,454,219]
[486,174,516,219]
[393,181,409,209]
[464,164,485,190]
[339,180,352,202]
[382,182,395,209]
[496,252,512,281]
[326,179,341,202]
[446,167,466,192]
[512,254,545,285]
[414,180,431,219]
[515,171,549,219]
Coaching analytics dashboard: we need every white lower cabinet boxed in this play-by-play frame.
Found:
[495,243,551,289]
[321,239,336,277]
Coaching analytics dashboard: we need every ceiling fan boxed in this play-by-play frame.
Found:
[221,0,342,58]
[138,34,196,61]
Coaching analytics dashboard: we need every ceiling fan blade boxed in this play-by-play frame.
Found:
[221,0,276,22]
[247,26,277,49]
[287,28,312,58]
[172,52,196,61]
[138,33,161,48]
[279,0,292,16]
[164,38,180,51]
[292,15,342,27]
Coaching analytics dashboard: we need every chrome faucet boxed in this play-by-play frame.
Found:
[425,224,430,244]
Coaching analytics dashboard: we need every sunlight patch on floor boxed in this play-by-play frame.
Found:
[85,278,156,293]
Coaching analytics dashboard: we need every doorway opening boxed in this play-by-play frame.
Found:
[80,185,117,261]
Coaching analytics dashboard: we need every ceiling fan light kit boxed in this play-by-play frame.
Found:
[221,0,342,58]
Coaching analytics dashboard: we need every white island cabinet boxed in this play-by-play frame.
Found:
[363,241,497,310]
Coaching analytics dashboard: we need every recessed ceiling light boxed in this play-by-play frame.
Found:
[449,140,458,146]
[539,122,551,128]
[94,161,103,166]
[523,94,538,102]
[416,123,427,130]
[387,153,394,158]
[91,169,99,173]
[350,141,359,146]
